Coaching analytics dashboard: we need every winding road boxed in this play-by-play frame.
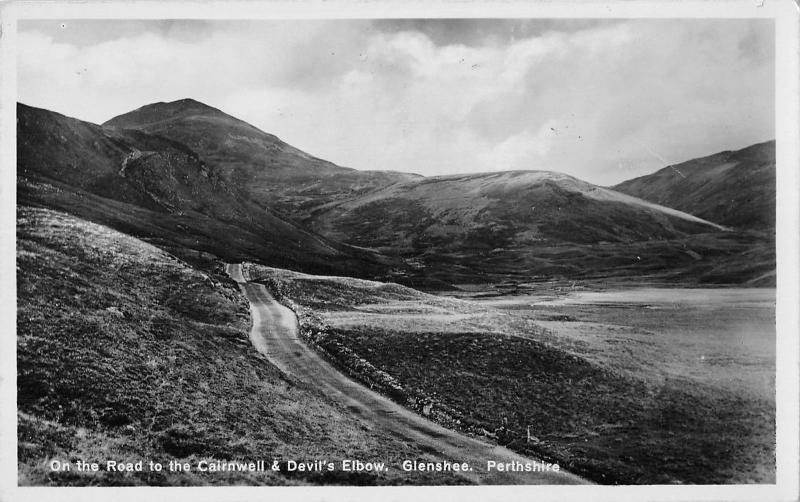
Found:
[226,263,588,485]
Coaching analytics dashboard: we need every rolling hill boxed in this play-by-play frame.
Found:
[307,169,726,253]
[17,103,392,277]
[613,141,775,230]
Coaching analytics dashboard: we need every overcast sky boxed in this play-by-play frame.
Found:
[18,19,774,185]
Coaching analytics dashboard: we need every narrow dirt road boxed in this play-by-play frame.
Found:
[226,263,588,485]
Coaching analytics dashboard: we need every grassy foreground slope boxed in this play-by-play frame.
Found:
[17,207,465,486]
[248,264,775,485]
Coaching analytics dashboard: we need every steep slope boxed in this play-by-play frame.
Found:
[613,141,775,230]
[17,103,391,277]
[103,99,419,219]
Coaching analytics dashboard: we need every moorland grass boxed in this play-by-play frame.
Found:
[17,207,468,486]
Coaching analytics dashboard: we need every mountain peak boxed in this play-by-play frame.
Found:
[160,98,221,113]
[103,98,228,128]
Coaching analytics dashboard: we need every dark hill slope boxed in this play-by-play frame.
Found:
[613,141,775,230]
[104,99,418,219]
[17,103,391,276]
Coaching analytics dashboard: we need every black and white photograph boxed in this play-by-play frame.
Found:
[2,1,798,500]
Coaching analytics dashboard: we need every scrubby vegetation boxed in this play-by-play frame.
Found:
[17,207,466,486]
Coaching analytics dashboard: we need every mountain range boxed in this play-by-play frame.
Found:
[18,98,776,287]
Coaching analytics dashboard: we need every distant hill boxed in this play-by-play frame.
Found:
[613,141,775,230]
[309,170,725,253]
[304,170,770,287]
[104,99,419,220]
[17,102,392,277]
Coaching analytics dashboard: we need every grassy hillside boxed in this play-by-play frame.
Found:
[247,264,775,485]
[17,207,466,486]
[613,140,775,230]
[309,170,725,253]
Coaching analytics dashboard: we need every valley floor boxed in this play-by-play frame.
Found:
[227,263,585,485]
[248,264,776,484]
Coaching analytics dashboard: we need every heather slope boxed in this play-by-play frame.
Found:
[16,207,467,486]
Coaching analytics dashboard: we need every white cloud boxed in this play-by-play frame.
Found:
[17,19,774,185]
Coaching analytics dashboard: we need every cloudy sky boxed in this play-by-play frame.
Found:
[18,19,774,185]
